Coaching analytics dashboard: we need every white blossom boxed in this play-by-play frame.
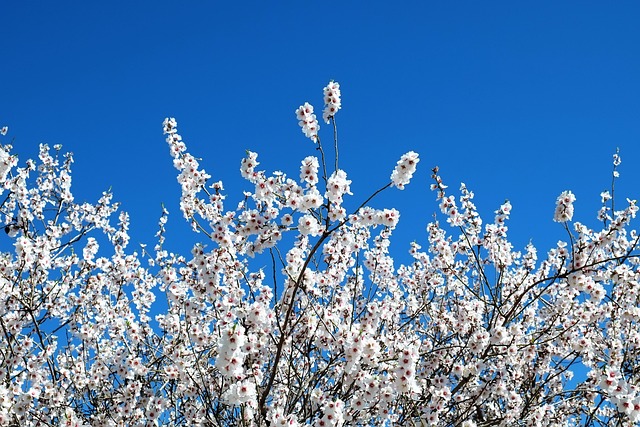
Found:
[295,102,319,141]
[554,190,576,222]
[390,151,419,190]
[322,80,342,123]
[1,87,638,427]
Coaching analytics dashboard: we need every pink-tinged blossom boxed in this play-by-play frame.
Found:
[390,151,419,189]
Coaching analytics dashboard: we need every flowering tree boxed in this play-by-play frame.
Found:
[1,83,640,427]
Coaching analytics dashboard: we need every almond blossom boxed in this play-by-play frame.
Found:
[0,85,639,427]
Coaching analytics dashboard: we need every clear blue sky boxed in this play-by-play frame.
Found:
[2,2,639,259]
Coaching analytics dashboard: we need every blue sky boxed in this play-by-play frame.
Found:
[2,2,639,260]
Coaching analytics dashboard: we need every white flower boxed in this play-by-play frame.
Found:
[298,214,323,236]
[163,117,177,134]
[215,326,247,378]
[300,156,319,186]
[295,102,319,141]
[379,208,400,228]
[322,81,341,123]
[314,400,344,427]
[281,214,294,226]
[328,206,346,221]
[222,380,257,405]
[302,188,323,210]
[0,146,17,186]
[325,169,352,203]
[390,151,419,190]
[553,190,576,222]
[240,151,260,182]
[82,237,99,262]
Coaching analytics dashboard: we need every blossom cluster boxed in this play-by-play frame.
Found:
[1,85,640,427]
[554,190,576,222]
[295,102,319,141]
[322,81,341,124]
[390,150,419,190]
